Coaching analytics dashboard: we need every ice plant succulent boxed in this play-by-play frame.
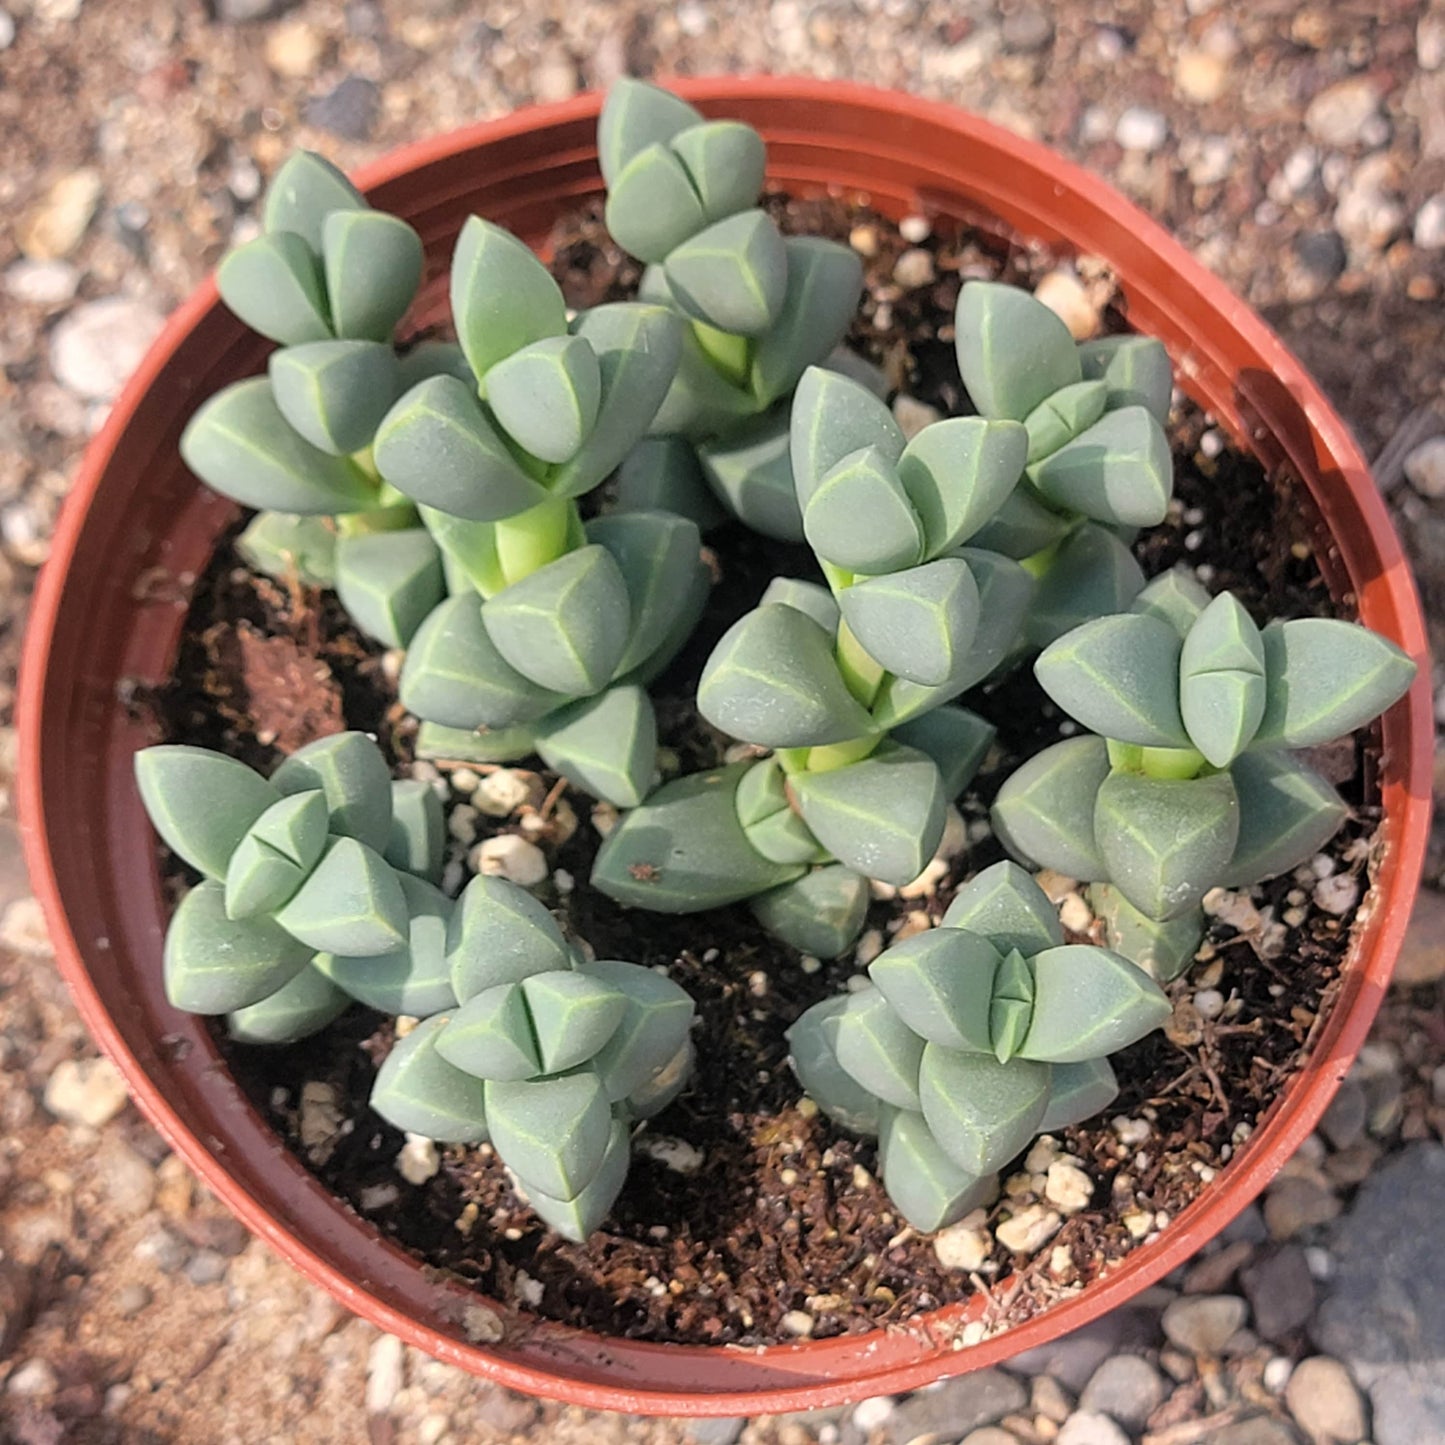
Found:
[992,571,1417,977]
[179,146,706,807]
[364,212,705,807]
[134,731,452,1044]
[600,79,866,540]
[370,873,697,1240]
[592,367,1034,956]
[179,152,451,652]
[787,862,1169,1231]
[957,280,1176,649]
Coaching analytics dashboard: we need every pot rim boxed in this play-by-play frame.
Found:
[17,76,1433,1416]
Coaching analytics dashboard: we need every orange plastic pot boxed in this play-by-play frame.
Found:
[17,78,1432,1415]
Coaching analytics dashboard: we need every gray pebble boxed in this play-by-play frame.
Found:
[1404,436,1445,500]
[1162,1294,1249,1355]
[1319,1078,1367,1150]
[1293,231,1348,283]
[114,1283,152,1319]
[1000,7,1053,53]
[184,1249,230,1286]
[1078,1354,1167,1430]
[1241,1244,1316,1343]
[885,1368,1026,1441]
[1057,1410,1131,1445]
[135,1224,191,1275]
[305,76,380,141]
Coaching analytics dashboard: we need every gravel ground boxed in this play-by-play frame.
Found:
[2,1,1445,1442]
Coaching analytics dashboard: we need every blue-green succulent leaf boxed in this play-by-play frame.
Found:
[135,745,281,880]
[750,864,870,959]
[991,736,1111,881]
[955,280,1082,421]
[321,209,424,343]
[370,1013,489,1144]
[217,231,332,345]
[941,859,1065,956]
[1094,769,1240,921]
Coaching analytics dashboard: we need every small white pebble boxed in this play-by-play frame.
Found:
[1200,429,1224,457]
[959,1320,987,1346]
[1122,1208,1155,1239]
[855,929,885,966]
[1282,906,1308,928]
[899,214,931,242]
[1313,873,1359,916]
[996,1204,1062,1254]
[591,802,619,837]
[852,1396,896,1432]
[1263,1355,1293,1393]
[1025,1137,1061,1173]
[553,868,574,895]
[446,804,479,844]
[470,834,548,888]
[636,1136,705,1174]
[781,1309,815,1338]
[473,768,535,816]
[1193,988,1226,1020]
[1059,891,1094,934]
[450,767,480,794]
[398,1134,440,1185]
[845,973,872,992]
[1112,1116,1152,1147]
[1183,506,1205,526]
[799,954,822,975]
[513,1270,545,1307]
[1310,853,1336,879]
[1049,1243,1074,1277]
[1044,1160,1094,1214]
[933,1217,992,1271]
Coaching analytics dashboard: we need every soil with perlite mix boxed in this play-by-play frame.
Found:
[135,196,1378,1349]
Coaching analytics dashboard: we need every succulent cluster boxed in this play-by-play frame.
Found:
[600,79,866,541]
[788,863,1169,1230]
[146,79,1419,1246]
[134,731,446,1043]
[592,364,1030,957]
[136,734,697,1240]
[991,574,1416,977]
[957,282,1174,649]
[181,139,710,808]
[369,874,696,1240]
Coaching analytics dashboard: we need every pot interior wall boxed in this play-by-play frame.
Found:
[19,81,1430,1415]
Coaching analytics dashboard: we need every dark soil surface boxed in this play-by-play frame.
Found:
[144,197,1380,1349]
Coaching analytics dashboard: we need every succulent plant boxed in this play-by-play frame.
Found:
[956,280,1176,650]
[137,728,697,1241]
[787,861,1169,1231]
[134,731,452,1042]
[176,145,711,807]
[991,572,1417,977]
[369,873,697,1240]
[600,79,866,541]
[179,152,449,652]
[592,368,1033,956]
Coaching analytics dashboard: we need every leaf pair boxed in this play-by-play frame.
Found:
[375,272,683,517]
[1037,579,1416,769]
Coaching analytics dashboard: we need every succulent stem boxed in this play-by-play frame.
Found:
[494,495,576,588]
[1106,737,1208,780]
[803,734,881,773]
[835,618,886,709]
[692,320,751,388]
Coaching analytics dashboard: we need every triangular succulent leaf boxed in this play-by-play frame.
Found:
[699,603,877,747]
[224,790,330,919]
[581,959,696,1104]
[1221,750,1348,888]
[263,150,367,252]
[1038,1056,1117,1134]
[447,873,570,1002]
[869,928,1001,1052]
[1021,944,1170,1062]
[833,985,926,1111]
[1078,335,1172,423]
[750,864,870,958]
[1025,522,1145,650]
[135,745,281,880]
[369,1013,489,1144]
[1089,883,1204,983]
[919,1043,1051,1177]
[1029,406,1172,528]
[271,731,393,851]
[941,860,1065,955]
[164,879,312,1014]
[791,742,946,885]
[226,964,351,1046]
[1254,618,1416,749]
[787,998,882,1135]
[991,736,1110,881]
[1094,769,1240,920]
[839,557,981,688]
[180,379,379,515]
[1036,613,1190,747]
[879,1108,998,1233]
[1130,567,1211,637]
[898,417,1029,557]
[217,232,332,345]
[450,217,567,380]
[272,836,408,955]
[485,335,602,467]
[664,209,789,336]
[955,281,1082,421]
[697,403,805,543]
[485,1070,611,1201]
[321,209,424,343]
[598,78,703,184]
[789,365,905,507]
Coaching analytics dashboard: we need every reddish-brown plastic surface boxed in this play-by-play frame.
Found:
[17,79,1432,1416]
